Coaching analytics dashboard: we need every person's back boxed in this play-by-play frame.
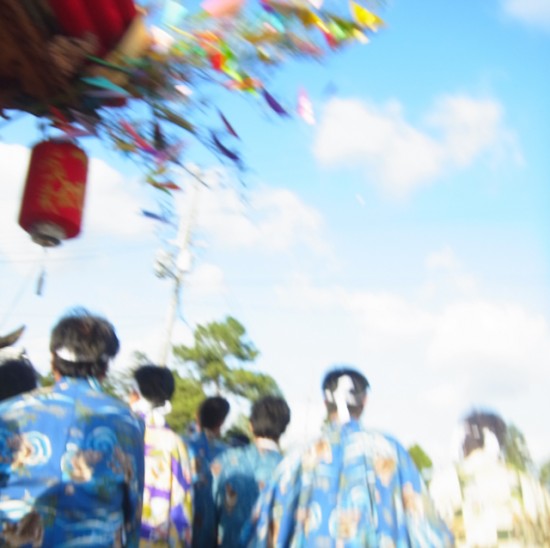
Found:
[430,410,550,547]
[0,375,144,546]
[212,396,291,547]
[185,396,230,548]
[0,308,145,547]
[130,365,193,547]
[249,367,453,547]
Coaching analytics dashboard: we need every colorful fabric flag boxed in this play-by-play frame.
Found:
[218,110,240,139]
[262,88,289,116]
[212,132,241,163]
[350,1,384,30]
[142,210,170,222]
[201,0,246,18]
[81,76,130,96]
[297,87,315,124]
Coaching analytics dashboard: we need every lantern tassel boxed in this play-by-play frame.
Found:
[36,249,48,296]
[36,270,46,296]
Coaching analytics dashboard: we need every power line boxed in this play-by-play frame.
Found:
[0,243,158,264]
[0,263,39,330]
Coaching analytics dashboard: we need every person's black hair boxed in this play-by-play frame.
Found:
[198,396,230,430]
[50,308,119,379]
[250,395,291,442]
[0,358,38,401]
[133,365,175,406]
[462,409,507,458]
[322,366,369,417]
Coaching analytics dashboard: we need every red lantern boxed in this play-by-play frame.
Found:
[18,140,89,247]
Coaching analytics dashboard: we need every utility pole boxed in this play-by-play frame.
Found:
[156,169,202,366]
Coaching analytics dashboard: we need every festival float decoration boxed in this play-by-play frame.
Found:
[0,325,25,351]
[0,325,26,362]
[1,0,384,234]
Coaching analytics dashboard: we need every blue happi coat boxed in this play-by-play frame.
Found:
[212,441,283,547]
[0,377,145,547]
[248,420,453,547]
[185,431,228,548]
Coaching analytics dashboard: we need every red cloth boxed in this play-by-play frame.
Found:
[46,0,137,55]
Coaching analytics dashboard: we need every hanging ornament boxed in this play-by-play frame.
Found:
[18,139,89,248]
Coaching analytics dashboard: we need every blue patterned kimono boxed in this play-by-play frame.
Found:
[248,420,453,547]
[185,431,228,548]
[0,377,145,547]
[211,441,283,547]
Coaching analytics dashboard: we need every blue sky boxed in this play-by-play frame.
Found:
[1,0,549,467]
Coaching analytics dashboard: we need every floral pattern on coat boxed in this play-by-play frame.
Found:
[247,420,453,548]
[0,377,145,548]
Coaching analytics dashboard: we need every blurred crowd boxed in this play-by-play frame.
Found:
[0,308,549,547]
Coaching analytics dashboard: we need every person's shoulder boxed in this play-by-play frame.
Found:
[183,431,200,445]
[321,423,411,464]
[183,432,206,460]
[83,391,144,431]
[372,429,405,447]
[355,426,404,447]
[151,424,191,451]
[211,445,254,484]
[0,391,26,414]
[90,390,132,411]
[359,428,412,458]
[0,384,55,413]
[212,443,241,466]
[163,424,189,446]
[183,431,200,452]
[212,437,229,450]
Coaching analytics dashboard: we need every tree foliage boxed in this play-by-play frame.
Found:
[408,444,433,473]
[504,423,533,472]
[540,460,550,489]
[173,316,280,400]
[166,374,206,435]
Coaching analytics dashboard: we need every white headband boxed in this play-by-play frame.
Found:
[55,347,108,363]
[130,382,173,427]
[325,374,358,423]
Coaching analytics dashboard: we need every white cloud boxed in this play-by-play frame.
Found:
[186,262,226,296]
[426,246,461,271]
[85,159,153,238]
[501,0,550,31]
[192,178,328,254]
[427,300,550,397]
[425,96,516,166]
[423,246,477,297]
[114,319,193,372]
[281,396,326,453]
[313,95,521,198]
[274,248,550,464]
[0,144,40,264]
[280,273,550,397]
